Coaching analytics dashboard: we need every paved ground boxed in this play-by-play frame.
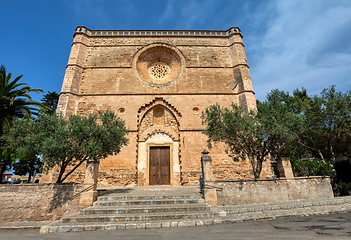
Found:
[1,212,351,240]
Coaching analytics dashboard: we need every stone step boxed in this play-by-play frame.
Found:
[97,193,202,202]
[41,218,218,233]
[62,211,213,223]
[93,198,204,207]
[40,196,351,233]
[81,204,210,215]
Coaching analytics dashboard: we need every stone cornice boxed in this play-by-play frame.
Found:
[59,90,255,97]
[74,26,243,38]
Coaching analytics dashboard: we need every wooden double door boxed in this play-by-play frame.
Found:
[149,146,170,185]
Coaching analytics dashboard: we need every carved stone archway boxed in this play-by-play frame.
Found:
[137,98,181,186]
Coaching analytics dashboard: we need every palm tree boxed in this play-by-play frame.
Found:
[0,65,47,183]
[0,65,46,136]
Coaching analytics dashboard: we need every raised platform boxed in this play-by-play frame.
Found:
[38,186,351,233]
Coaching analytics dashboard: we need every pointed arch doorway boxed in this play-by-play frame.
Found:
[137,98,181,186]
[138,133,180,186]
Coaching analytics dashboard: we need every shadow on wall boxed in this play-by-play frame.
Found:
[0,184,85,222]
[49,184,81,214]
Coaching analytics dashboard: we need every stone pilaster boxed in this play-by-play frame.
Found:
[57,28,89,117]
[277,157,295,179]
[201,149,217,207]
[79,160,99,207]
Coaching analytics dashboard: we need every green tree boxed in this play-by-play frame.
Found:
[256,89,305,158]
[202,86,351,182]
[0,147,16,183]
[4,110,129,183]
[291,157,335,177]
[12,154,42,183]
[0,65,46,182]
[1,118,43,183]
[301,86,351,164]
[0,65,45,135]
[285,86,351,176]
[201,100,300,178]
[291,86,351,193]
[41,91,59,115]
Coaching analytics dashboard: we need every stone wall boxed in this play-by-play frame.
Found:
[215,177,334,205]
[0,184,85,222]
[44,26,268,186]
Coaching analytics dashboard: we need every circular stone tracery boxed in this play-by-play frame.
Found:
[149,62,170,79]
[133,44,184,86]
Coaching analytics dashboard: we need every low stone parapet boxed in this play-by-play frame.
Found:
[0,183,85,222]
[215,176,334,206]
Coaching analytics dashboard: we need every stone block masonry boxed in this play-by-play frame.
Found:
[42,26,273,186]
[0,184,84,222]
[215,176,334,206]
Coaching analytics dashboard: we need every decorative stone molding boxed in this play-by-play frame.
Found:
[138,105,179,142]
[137,97,182,126]
[139,126,179,142]
[75,26,241,38]
[132,43,186,87]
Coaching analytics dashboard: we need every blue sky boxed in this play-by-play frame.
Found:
[1,0,351,102]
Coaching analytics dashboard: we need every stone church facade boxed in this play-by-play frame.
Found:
[43,26,273,186]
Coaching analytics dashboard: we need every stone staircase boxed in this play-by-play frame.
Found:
[40,186,351,234]
[41,186,216,233]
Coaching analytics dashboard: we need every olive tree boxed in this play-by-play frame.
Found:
[4,110,128,183]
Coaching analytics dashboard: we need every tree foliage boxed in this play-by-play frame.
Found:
[290,158,335,177]
[40,91,59,115]
[202,86,351,180]
[4,110,129,183]
[298,86,351,163]
[201,101,298,179]
[12,155,42,183]
[0,65,46,136]
[0,147,16,183]
[0,65,47,182]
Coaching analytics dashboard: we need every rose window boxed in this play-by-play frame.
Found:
[133,44,184,85]
[148,62,170,80]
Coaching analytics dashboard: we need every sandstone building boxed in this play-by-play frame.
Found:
[43,26,272,186]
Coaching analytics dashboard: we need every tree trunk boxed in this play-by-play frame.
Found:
[0,164,5,183]
[248,155,262,179]
[255,156,263,179]
[56,163,67,183]
[60,158,87,183]
[248,154,264,179]
[27,173,32,183]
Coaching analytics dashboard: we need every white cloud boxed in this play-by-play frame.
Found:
[66,0,113,28]
[175,0,217,29]
[64,0,137,29]
[247,0,351,100]
[158,0,175,25]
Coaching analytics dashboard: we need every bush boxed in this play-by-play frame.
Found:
[291,158,335,177]
[335,160,351,183]
[337,181,351,196]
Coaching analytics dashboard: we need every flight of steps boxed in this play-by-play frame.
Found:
[39,186,351,234]
[41,186,217,233]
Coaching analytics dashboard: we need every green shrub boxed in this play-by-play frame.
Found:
[337,181,351,196]
[291,158,335,177]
